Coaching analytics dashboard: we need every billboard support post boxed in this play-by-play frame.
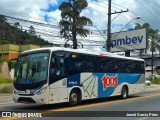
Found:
[125,51,130,57]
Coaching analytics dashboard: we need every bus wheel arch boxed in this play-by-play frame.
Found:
[121,85,128,99]
[69,87,82,106]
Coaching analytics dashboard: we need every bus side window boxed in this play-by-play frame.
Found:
[56,58,65,76]
[50,58,55,76]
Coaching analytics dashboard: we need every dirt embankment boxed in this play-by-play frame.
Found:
[0,62,11,78]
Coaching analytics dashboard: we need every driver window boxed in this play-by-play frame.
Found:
[50,57,56,75]
[50,55,65,77]
[56,58,65,76]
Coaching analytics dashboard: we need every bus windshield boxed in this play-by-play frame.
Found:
[15,52,49,84]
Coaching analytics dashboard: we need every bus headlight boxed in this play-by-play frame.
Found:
[36,87,47,95]
[13,89,18,94]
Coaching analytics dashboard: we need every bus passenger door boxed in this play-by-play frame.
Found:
[48,54,68,104]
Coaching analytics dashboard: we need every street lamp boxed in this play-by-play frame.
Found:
[119,16,140,33]
[107,16,140,52]
[111,16,140,56]
[111,16,140,42]
[124,16,140,57]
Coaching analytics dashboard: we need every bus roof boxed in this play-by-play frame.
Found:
[21,47,144,61]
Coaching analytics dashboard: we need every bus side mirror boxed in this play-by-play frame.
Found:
[8,58,18,71]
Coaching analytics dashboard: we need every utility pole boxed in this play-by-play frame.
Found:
[107,0,111,52]
[107,0,128,52]
[151,40,154,74]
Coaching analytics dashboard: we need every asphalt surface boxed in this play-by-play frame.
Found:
[0,84,160,120]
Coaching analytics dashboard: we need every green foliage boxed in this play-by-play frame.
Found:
[135,23,160,55]
[0,15,53,46]
[150,78,160,84]
[0,58,7,63]
[8,61,17,70]
[0,77,13,84]
[59,0,92,49]
[10,61,16,68]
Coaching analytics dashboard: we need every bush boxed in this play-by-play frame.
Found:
[0,58,7,63]
[149,77,160,84]
[0,77,13,84]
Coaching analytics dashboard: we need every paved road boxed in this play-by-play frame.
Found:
[0,85,160,120]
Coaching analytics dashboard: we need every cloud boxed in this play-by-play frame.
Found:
[0,0,56,22]
[1,0,160,52]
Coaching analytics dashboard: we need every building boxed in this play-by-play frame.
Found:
[0,44,53,60]
[134,54,160,76]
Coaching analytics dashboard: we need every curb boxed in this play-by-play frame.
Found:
[146,84,160,88]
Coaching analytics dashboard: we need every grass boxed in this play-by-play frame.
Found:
[150,78,160,84]
[148,76,160,84]
[0,77,13,84]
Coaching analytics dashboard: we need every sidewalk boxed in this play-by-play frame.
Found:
[145,84,160,91]
[0,93,13,103]
[0,84,160,104]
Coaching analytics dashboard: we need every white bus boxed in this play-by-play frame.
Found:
[13,47,145,105]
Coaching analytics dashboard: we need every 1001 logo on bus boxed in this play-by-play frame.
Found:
[101,74,118,90]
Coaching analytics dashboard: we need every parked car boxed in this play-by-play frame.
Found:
[145,80,151,86]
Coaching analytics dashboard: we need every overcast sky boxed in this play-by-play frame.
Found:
[0,0,160,51]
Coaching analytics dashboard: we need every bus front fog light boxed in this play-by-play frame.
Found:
[36,87,47,95]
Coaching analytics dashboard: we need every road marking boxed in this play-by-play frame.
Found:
[48,93,160,112]
[0,117,20,120]
[137,117,149,120]
[1,93,160,119]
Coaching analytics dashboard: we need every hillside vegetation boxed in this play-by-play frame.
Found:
[0,15,53,46]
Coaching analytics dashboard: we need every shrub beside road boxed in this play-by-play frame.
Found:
[146,75,160,84]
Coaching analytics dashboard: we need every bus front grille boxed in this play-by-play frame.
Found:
[18,97,36,103]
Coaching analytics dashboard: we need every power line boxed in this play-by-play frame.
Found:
[134,0,160,29]
[111,2,128,10]
[144,0,160,18]
[0,8,47,23]
[152,0,160,10]
[111,13,121,21]
[110,1,160,30]
[9,22,59,35]
[89,0,116,12]
[0,14,60,29]
[136,0,160,24]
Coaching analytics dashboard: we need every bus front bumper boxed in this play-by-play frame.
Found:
[13,92,48,104]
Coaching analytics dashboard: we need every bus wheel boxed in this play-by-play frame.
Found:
[121,86,128,99]
[69,90,79,106]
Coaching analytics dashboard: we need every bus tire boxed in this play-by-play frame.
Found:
[69,90,79,106]
[121,86,128,99]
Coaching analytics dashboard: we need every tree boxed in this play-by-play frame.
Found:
[0,15,7,23]
[135,23,160,55]
[29,25,35,36]
[135,23,160,74]
[14,22,20,29]
[0,15,7,40]
[59,0,92,49]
